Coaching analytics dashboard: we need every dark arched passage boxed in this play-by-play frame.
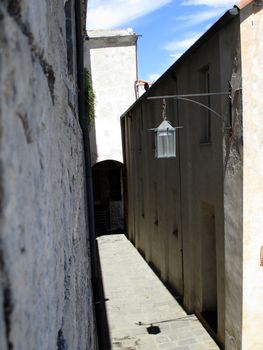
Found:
[92,160,124,235]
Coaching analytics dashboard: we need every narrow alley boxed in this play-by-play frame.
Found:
[95,234,219,350]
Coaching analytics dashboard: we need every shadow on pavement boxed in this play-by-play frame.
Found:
[93,240,111,350]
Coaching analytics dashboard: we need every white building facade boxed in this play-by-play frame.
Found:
[84,29,138,234]
[85,29,138,165]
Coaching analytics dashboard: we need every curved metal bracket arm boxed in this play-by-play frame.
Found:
[147,91,234,124]
[174,96,226,123]
[147,92,230,99]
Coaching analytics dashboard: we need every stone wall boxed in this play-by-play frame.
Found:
[0,1,97,349]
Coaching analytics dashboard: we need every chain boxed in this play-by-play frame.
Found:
[162,98,167,120]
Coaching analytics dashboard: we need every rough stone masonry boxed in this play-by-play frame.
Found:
[0,1,97,349]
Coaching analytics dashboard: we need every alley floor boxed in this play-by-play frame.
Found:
[95,234,219,350]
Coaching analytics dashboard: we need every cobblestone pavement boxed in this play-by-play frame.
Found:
[96,234,219,350]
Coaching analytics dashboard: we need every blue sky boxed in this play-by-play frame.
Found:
[86,0,236,81]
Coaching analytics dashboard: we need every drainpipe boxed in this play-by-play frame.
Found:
[74,0,98,283]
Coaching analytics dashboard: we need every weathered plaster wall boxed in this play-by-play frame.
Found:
[84,29,138,165]
[240,2,263,349]
[220,16,243,350]
[0,1,97,349]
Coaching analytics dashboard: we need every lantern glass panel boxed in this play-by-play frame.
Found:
[155,129,176,158]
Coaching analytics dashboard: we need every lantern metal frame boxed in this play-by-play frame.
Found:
[148,99,183,159]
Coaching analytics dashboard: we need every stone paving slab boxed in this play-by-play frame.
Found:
[96,234,219,350]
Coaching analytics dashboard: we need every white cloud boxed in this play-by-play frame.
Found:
[204,22,213,30]
[164,33,201,64]
[175,8,225,27]
[170,52,183,60]
[149,73,161,82]
[164,33,201,52]
[163,1,235,63]
[87,0,172,29]
[182,0,235,7]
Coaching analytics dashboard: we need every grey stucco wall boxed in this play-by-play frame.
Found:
[0,1,97,349]
[122,12,242,348]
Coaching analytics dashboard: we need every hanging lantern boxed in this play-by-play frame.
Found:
[149,99,182,159]
[155,119,176,158]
